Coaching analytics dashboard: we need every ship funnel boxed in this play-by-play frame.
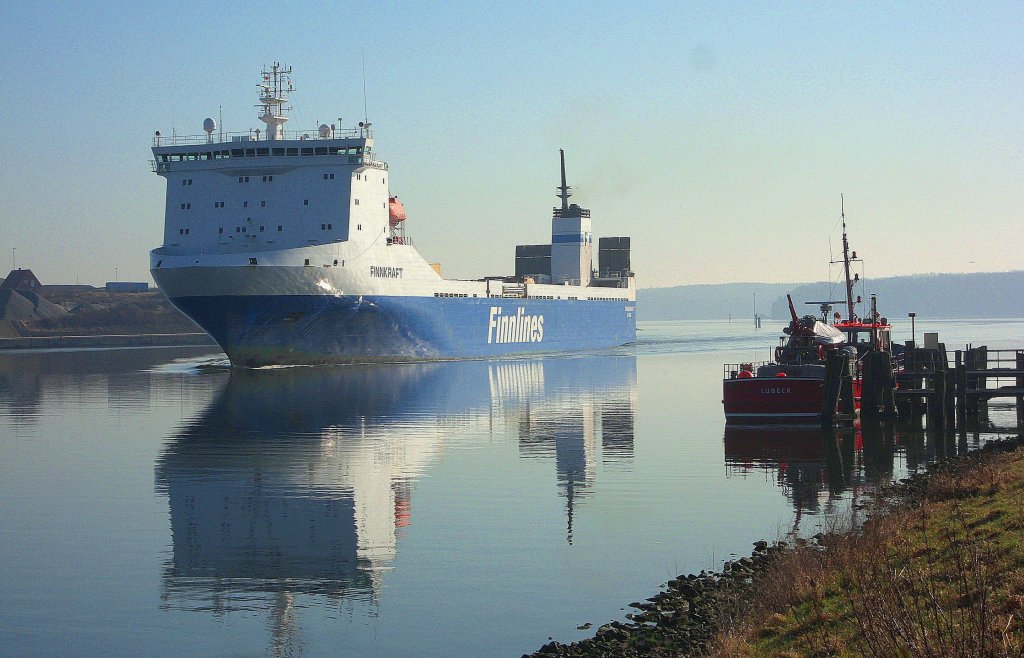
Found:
[556,149,572,211]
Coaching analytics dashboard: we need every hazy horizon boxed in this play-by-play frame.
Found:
[2,2,1021,288]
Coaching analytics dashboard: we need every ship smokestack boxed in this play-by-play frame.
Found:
[556,148,572,211]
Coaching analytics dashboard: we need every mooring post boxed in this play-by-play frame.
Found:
[1017,351,1024,428]
[941,344,955,422]
[839,366,855,417]
[929,367,946,430]
[861,351,880,421]
[978,346,989,420]
[954,350,965,425]
[881,350,897,419]
[820,351,848,427]
[966,348,979,418]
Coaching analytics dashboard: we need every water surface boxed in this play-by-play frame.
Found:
[1,321,1020,656]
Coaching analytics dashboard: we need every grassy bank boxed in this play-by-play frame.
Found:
[717,438,1024,657]
[530,436,1024,657]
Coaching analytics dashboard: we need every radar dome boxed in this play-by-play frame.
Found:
[203,117,217,134]
[318,124,331,138]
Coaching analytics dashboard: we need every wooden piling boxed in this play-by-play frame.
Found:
[860,350,896,422]
[941,344,955,422]
[955,350,966,425]
[881,352,897,419]
[861,351,881,421]
[820,351,848,427]
[929,367,946,429]
[965,348,979,416]
[1017,351,1024,427]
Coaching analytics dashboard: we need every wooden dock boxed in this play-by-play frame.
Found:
[820,344,1024,429]
[892,346,1024,429]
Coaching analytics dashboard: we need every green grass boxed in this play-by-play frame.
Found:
[716,444,1024,658]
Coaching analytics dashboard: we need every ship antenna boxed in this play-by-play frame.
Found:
[840,194,855,321]
[362,51,369,126]
[556,149,572,211]
[257,62,293,141]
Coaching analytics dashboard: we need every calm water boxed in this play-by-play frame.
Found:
[1,320,1021,657]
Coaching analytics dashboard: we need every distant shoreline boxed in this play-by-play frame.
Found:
[0,332,217,350]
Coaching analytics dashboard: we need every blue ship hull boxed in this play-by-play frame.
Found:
[170,294,636,366]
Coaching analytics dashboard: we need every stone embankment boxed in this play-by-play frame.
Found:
[528,434,1024,657]
[528,540,787,657]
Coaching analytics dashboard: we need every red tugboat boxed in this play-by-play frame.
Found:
[723,203,894,424]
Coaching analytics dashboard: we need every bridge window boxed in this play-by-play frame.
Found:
[272,148,284,156]
[287,148,298,156]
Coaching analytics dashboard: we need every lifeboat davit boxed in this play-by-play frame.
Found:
[388,196,407,227]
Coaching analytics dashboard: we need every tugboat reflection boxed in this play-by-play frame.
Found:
[723,424,904,519]
[155,354,637,638]
[724,420,992,523]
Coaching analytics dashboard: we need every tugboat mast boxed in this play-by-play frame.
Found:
[840,194,855,321]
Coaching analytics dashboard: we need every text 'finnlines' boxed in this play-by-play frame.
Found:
[488,307,544,344]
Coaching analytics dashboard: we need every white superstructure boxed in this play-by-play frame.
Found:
[148,63,636,366]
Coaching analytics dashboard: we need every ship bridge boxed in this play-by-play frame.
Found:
[151,131,383,175]
[150,64,394,257]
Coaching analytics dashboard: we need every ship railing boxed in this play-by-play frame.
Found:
[552,207,592,218]
[152,127,368,147]
[501,284,527,298]
[150,154,388,174]
[724,361,772,380]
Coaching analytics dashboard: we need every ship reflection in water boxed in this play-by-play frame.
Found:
[154,354,636,631]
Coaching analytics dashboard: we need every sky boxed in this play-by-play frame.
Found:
[1,1,1021,289]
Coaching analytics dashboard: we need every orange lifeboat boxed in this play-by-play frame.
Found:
[388,196,407,227]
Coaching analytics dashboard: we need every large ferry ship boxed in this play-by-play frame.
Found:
[149,64,636,366]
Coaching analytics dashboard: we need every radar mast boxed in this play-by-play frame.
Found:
[257,62,293,141]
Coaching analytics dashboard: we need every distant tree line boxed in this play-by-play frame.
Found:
[637,271,1024,321]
